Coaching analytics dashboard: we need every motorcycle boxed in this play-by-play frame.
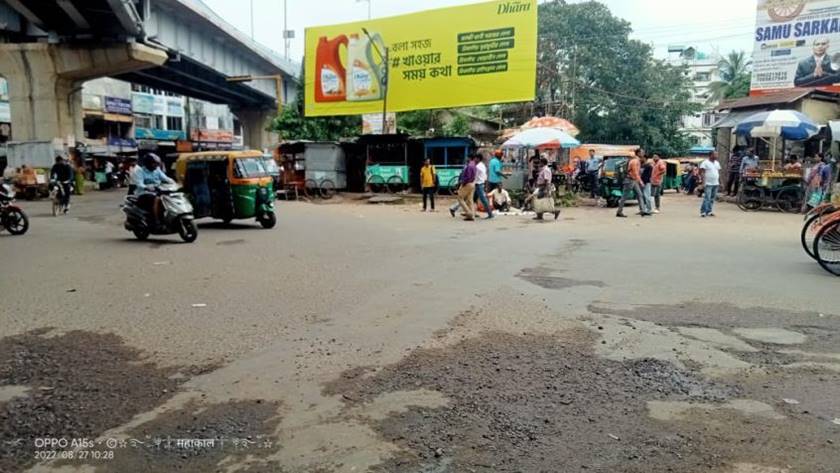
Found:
[122,183,198,243]
[50,180,73,216]
[0,183,29,235]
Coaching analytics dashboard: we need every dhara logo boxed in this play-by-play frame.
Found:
[498,1,531,15]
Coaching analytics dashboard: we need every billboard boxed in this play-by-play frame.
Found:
[751,0,840,95]
[304,0,537,117]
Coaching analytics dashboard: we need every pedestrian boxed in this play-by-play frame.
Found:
[420,157,437,212]
[726,149,743,196]
[739,148,759,176]
[699,151,722,217]
[488,181,512,212]
[487,149,507,192]
[450,154,478,221]
[617,148,647,218]
[585,149,603,199]
[650,154,666,213]
[474,153,493,219]
[531,158,560,220]
[640,154,654,215]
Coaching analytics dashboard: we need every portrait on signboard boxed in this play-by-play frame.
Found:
[794,37,840,87]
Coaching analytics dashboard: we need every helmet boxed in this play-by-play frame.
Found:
[142,153,161,170]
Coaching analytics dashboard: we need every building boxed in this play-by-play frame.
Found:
[667,46,722,148]
[78,77,242,159]
[0,77,9,143]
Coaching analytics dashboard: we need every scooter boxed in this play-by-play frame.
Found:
[122,184,197,243]
[0,183,29,235]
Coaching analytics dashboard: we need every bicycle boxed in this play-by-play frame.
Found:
[801,203,837,260]
[813,210,840,276]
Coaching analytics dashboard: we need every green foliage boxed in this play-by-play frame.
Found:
[397,109,472,137]
[443,114,471,137]
[269,63,360,141]
[707,50,752,104]
[529,0,700,156]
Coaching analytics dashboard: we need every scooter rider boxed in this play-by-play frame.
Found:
[50,155,74,213]
[133,153,175,224]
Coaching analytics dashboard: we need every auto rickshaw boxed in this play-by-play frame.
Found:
[662,159,683,192]
[598,156,631,207]
[174,150,276,228]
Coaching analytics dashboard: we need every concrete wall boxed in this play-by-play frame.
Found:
[801,98,840,125]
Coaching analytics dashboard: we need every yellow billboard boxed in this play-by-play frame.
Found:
[304,0,537,117]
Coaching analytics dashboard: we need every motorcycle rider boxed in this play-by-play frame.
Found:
[133,153,175,225]
[50,156,74,213]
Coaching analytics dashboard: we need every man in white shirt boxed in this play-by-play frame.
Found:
[699,151,722,217]
[474,155,493,219]
[488,182,511,212]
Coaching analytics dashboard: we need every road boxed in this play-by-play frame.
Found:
[1,189,838,473]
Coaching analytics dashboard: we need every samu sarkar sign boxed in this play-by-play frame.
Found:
[752,0,840,95]
[304,0,537,117]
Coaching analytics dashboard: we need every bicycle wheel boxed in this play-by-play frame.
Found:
[319,180,336,200]
[801,212,825,260]
[386,175,403,194]
[737,189,762,211]
[814,219,840,276]
[775,188,802,213]
[367,175,385,193]
[303,179,319,198]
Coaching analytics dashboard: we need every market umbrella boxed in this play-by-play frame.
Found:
[735,110,819,170]
[501,127,581,150]
[520,116,580,137]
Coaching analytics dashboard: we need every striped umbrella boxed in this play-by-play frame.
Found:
[501,127,581,150]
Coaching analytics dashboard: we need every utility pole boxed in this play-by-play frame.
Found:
[249,0,255,39]
[357,0,371,20]
[283,0,289,60]
[363,28,389,135]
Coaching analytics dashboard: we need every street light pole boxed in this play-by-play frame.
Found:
[283,0,289,60]
[362,28,388,134]
[226,75,285,116]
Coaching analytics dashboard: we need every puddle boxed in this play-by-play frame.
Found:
[0,330,211,473]
[517,267,605,290]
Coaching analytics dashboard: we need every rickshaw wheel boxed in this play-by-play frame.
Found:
[303,179,320,199]
[737,189,762,211]
[775,189,801,214]
[446,177,459,195]
[367,176,386,193]
[801,212,824,260]
[386,176,403,194]
[320,180,336,200]
[814,220,840,276]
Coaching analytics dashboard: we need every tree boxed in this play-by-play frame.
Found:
[520,0,700,155]
[269,63,360,141]
[707,51,752,104]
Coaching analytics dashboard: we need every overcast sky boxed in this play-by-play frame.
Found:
[201,0,757,63]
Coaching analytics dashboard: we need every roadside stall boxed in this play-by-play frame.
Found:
[417,137,476,194]
[277,141,307,199]
[734,110,815,212]
[302,142,347,199]
[359,134,410,193]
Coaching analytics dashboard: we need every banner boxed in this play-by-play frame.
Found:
[104,96,132,115]
[752,0,840,95]
[304,0,537,117]
[362,113,397,134]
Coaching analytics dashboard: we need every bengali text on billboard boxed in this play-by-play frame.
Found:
[304,0,537,117]
[752,0,840,95]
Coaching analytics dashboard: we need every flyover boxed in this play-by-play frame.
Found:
[0,0,299,149]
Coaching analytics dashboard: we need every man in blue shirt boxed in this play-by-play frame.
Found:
[487,150,507,192]
[585,149,603,199]
[133,154,175,223]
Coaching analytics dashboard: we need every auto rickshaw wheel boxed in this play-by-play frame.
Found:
[259,212,277,229]
[386,176,403,194]
[304,179,319,199]
[320,180,336,200]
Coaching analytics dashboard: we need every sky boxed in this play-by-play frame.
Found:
[201,0,757,63]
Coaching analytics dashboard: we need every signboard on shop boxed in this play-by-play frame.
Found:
[752,0,840,94]
[362,113,397,134]
[304,0,537,116]
[104,96,132,115]
[132,93,155,114]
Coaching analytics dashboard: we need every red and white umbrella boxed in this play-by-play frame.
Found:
[501,127,581,150]
[521,116,580,136]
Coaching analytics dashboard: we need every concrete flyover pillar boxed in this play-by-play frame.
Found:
[235,108,278,152]
[0,43,167,145]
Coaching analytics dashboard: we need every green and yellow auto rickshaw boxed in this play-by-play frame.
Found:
[175,150,276,228]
